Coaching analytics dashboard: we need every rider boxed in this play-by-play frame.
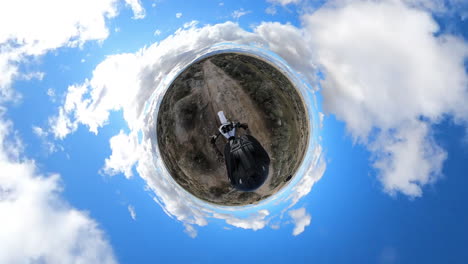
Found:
[210,111,270,192]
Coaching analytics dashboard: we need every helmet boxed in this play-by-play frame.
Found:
[224,135,270,191]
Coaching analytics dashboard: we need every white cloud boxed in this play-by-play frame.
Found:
[267,0,301,6]
[0,0,144,103]
[404,0,468,16]
[214,210,270,231]
[125,0,146,19]
[47,88,55,98]
[270,223,280,230]
[19,72,45,81]
[231,8,251,19]
[154,29,161,36]
[0,0,118,52]
[32,126,47,138]
[254,22,317,85]
[50,52,143,138]
[288,145,326,207]
[304,0,468,197]
[0,117,117,264]
[176,12,182,18]
[289,208,311,236]
[103,130,140,178]
[33,125,62,154]
[184,224,198,238]
[128,205,136,220]
[183,20,199,29]
[265,6,277,15]
[0,0,118,101]
[370,122,446,196]
[404,0,447,12]
[49,107,78,139]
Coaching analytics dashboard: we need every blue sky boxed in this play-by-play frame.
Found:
[1,0,468,263]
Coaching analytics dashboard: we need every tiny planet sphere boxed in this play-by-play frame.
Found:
[156,53,308,206]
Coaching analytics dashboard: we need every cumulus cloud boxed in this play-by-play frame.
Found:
[0,0,117,49]
[176,12,183,18]
[50,52,143,138]
[0,0,120,102]
[0,117,117,264]
[103,130,140,178]
[253,22,317,86]
[289,208,311,236]
[370,122,446,196]
[125,0,146,19]
[304,0,468,196]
